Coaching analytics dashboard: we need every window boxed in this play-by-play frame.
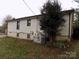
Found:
[27,19,31,26]
[17,21,20,30]
[17,33,19,37]
[27,34,30,38]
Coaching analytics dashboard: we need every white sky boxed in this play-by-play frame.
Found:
[0,0,78,25]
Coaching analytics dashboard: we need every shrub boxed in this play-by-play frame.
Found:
[46,40,70,49]
[72,27,79,39]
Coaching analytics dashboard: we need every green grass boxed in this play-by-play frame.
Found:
[0,37,79,59]
[0,37,61,59]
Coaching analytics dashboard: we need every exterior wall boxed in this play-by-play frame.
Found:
[60,13,73,38]
[7,13,73,40]
[8,21,17,37]
[7,18,40,40]
[60,14,70,36]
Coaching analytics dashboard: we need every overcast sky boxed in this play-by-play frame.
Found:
[0,0,78,25]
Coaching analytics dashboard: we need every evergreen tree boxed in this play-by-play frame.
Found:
[40,0,65,41]
[72,12,79,39]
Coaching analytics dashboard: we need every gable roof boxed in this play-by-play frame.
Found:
[7,9,74,22]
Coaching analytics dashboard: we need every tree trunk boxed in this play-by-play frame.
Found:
[49,35,56,42]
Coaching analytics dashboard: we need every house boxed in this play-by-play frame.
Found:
[7,10,75,43]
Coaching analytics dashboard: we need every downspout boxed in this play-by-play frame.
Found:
[71,12,74,39]
[69,12,71,39]
[6,22,8,35]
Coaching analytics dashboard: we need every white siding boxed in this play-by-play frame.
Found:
[60,13,73,37]
[60,14,69,36]
[8,21,17,37]
[7,13,73,40]
[7,18,40,40]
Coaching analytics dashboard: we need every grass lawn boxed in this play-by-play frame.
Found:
[0,37,79,59]
[0,37,61,59]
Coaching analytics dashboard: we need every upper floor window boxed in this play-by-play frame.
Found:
[27,19,31,26]
[17,20,20,30]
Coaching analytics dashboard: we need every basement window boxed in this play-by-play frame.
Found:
[27,34,30,38]
[17,33,19,37]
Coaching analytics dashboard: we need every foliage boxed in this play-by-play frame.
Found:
[46,40,70,49]
[40,0,65,41]
[1,15,13,33]
[72,12,79,39]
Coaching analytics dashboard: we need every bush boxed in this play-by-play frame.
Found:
[72,27,79,39]
[46,40,70,48]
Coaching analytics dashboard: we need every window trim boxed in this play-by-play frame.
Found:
[27,19,31,26]
[17,20,20,30]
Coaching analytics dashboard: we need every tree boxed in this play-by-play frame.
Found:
[72,12,79,39]
[74,0,79,3]
[40,0,65,41]
[2,15,13,33]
